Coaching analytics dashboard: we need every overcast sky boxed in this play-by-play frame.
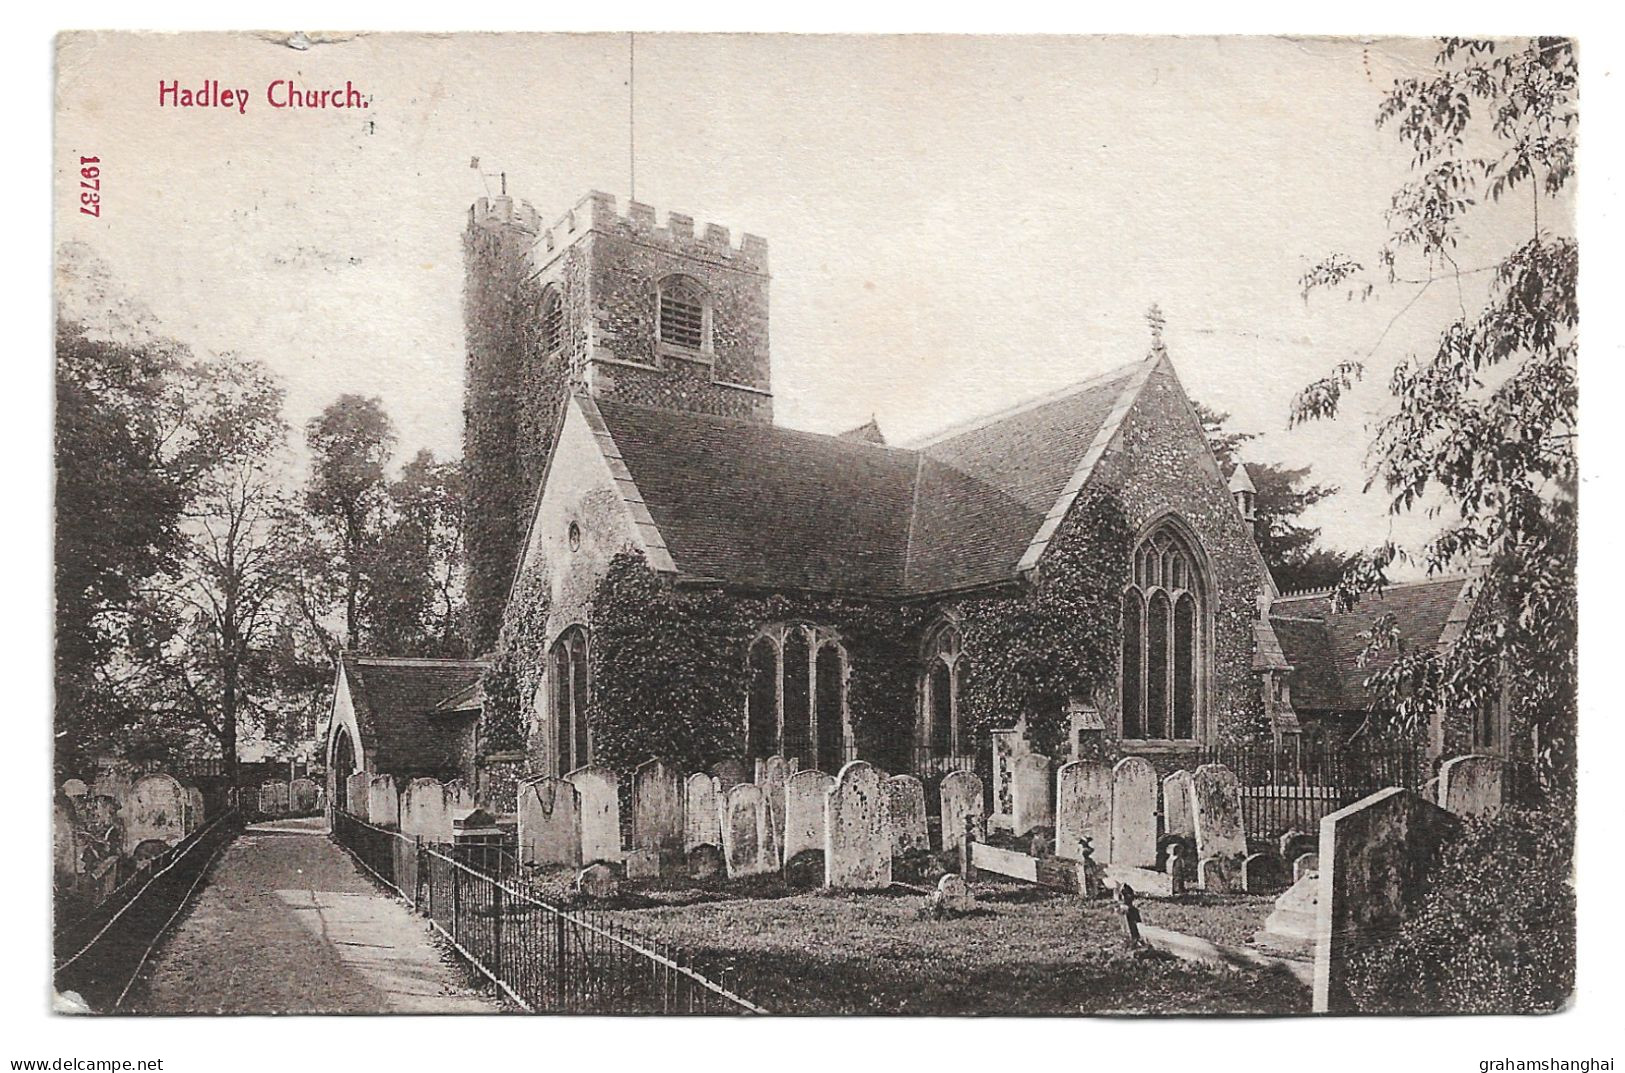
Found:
[54,32,1569,571]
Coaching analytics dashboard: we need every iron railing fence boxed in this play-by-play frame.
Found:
[53,809,241,1012]
[330,810,766,1014]
[1195,741,1426,842]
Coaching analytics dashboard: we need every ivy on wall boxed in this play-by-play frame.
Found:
[956,491,1133,755]
[574,494,1131,775]
[477,557,552,755]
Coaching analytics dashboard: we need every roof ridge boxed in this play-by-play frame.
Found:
[907,354,1150,449]
[346,655,488,668]
[595,396,917,458]
[1273,574,1473,603]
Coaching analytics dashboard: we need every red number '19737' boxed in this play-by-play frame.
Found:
[79,157,101,217]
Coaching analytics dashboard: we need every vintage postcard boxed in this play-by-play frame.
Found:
[51,32,1578,1022]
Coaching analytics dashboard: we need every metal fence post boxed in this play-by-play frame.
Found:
[452,860,461,946]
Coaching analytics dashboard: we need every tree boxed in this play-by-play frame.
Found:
[1294,38,1576,792]
[305,395,395,646]
[129,356,296,780]
[1194,401,1349,594]
[365,450,470,657]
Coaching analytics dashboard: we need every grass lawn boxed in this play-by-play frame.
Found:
[571,873,1306,1015]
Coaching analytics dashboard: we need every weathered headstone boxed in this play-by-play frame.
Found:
[61,778,89,799]
[71,794,124,866]
[689,843,724,879]
[939,770,986,854]
[124,773,188,853]
[1313,788,1460,1013]
[178,783,202,834]
[1242,851,1286,893]
[824,760,891,889]
[1110,756,1158,867]
[1192,763,1246,862]
[782,769,835,861]
[257,782,279,815]
[345,771,371,822]
[1293,851,1319,883]
[722,782,778,878]
[1439,754,1504,818]
[1162,770,1195,839]
[367,774,400,829]
[1279,829,1317,863]
[990,728,1026,828]
[1010,753,1053,837]
[517,776,582,867]
[1255,870,1321,957]
[1422,775,1441,805]
[631,759,684,855]
[1198,855,1232,893]
[575,862,620,900]
[684,772,723,853]
[566,765,622,864]
[1054,760,1110,862]
[885,774,930,856]
[712,757,750,791]
[757,755,791,848]
[290,777,320,813]
[54,799,81,885]
[927,873,976,916]
[403,773,455,845]
[91,761,136,808]
[623,848,661,880]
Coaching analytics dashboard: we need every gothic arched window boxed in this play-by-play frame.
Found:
[540,284,564,353]
[1122,522,1205,741]
[550,626,591,776]
[743,624,848,772]
[657,274,709,352]
[919,622,966,761]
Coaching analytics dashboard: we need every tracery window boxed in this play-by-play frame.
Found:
[919,622,967,759]
[550,626,591,776]
[657,274,709,352]
[1121,522,1205,741]
[743,624,849,773]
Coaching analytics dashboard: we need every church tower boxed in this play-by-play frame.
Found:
[462,189,773,650]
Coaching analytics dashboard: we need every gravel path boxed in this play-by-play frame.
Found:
[126,817,499,1014]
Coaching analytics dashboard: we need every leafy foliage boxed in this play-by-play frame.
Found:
[1344,806,1575,1013]
[304,394,396,645]
[365,450,470,657]
[957,492,1132,755]
[478,559,551,755]
[1291,38,1577,790]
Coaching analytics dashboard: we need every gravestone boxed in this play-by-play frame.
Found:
[824,760,891,889]
[722,783,778,878]
[624,848,661,880]
[1242,851,1286,893]
[885,774,930,856]
[73,795,125,867]
[178,783,201,834]
[61,778,89,799]
[1010,754,1053,837]
[1312,787,1461,1013]
[518,776,582,867]
[401,777,452,841]
[689,843,724,879]
[632,759,684,856]
[566,765,622,864]
[1439,754,1504,818]
[367,774,400,829]
[257,782,279,815]
[711,758,750,791]
[1279,829,1317,863]
[1422,776,1441,805]
[575,862,620,900]
[929,873,976,916]
[684,773,723,854]
[1293,852,1319,882]
[92,761,136,807]
[345,771,371,822]
[1054,760,1111,863]
[1162,770,1195,839]
[939,770,986,854]
[1110,756,1158,867]
[123,773,188,853]
[782,770,835,861]
[54,799,81,884]
[290,777,320,813]
[757,756,791,848]
[990,728,1026,828]
[1198,856,1233,893]
[1255,870,1321,957]
[1192,763,1246,862]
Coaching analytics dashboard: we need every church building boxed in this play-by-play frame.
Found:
[325,188,1488,809]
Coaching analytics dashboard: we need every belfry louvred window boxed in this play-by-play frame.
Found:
[540,285,563,353]
[658,275,706,350]
[1121,522,1204,741]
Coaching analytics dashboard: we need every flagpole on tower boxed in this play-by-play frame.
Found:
[629,32,637,203]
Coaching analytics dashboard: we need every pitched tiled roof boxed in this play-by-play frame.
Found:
[591,357,1148,596]
[1270,576,1474,711]
[340,655,487,778]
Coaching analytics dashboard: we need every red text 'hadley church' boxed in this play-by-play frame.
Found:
[158,80,370,114]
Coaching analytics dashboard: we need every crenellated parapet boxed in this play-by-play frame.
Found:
[531,190,769,274]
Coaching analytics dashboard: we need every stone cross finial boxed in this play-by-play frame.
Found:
[1146,303,1166,344]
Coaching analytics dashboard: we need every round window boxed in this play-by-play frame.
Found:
[568,521,582,551]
